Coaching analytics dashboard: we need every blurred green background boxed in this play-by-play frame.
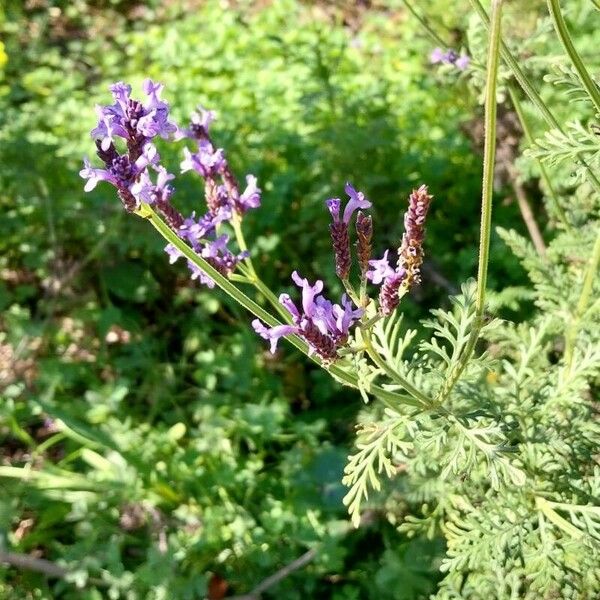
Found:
[0,0,556,598]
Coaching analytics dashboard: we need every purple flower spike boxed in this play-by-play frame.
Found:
[253,274,363,362]
[398,184,433,286]
[367,250,395,285]
[252,320,297,354]
[343,183,371,224]
[379,270,406,316]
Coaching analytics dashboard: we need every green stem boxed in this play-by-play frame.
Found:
[564,230,600,369]
[436,0,503,404]
[401,0,450,48]
[362,332,436,410]
[140,205,421,409]
[231,212,293,322]
[547,0,600,115]
[471,0,600,196]
[508,85,570,230]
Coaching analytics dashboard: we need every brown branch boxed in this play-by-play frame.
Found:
[508,166,547,258]
[224,548,317,600]
[0,550,107,587]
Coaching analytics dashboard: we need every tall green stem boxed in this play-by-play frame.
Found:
[362,333,435,410]
[507,85,569,230]
[436,0,503,404]
[139,205,423,409]
[401,0,449,48]
[470,0,600,196]
[545,0,600,370]
[547,0,600,115]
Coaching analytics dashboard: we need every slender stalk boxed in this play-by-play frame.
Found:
[564,231,600,369]
[545,0,600,371]
[436,0,504,404]
[508,85,570,229]
[508,166,547,257]
[362,332,434,410]
[139,204,422,409]
[230,213,291,321]
[471,0,600,196]
[470,0,558,129]
[475,0,503,319]
[401,0,449,48]
[547,0,600,115]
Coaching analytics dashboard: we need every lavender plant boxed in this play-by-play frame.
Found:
[79,0,600,596]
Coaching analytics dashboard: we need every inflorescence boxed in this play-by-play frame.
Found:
[82,80,433,362]
[430,47,470,71]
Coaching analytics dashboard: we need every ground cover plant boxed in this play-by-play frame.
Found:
[1,1,599,599]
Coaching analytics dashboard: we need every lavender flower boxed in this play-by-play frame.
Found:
[373,185,433,316]
[356,211,373,277]
[252,271,363,362]
[378,270,406,316]
[327,183,372,280]
[180,142,226,178]
[430,47,470,71]
[398,184,433,287]
[82,80,247,287]
[179,108,261,217]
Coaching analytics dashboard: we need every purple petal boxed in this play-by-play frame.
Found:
[252,320,297,353]
[343,183,371,224]
[239,175,261,210]
[430,47,445,64]
[326,198,341,222]
[367,250,395,285]
[279,293,301,322]
[291,271,323,317]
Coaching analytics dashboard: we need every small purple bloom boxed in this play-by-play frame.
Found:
[343,183,371,224]
[326,198,341,223]
[192,106,216,132]
[291,271,324,318]
[165,243,183,264]
[279,293,301,323]
[430,47,445,64]
[455,55,470,70]
[430,47,470,71]
[367,250,395,285]
[238,175,262,211]
[252,320,297,353]
[180,142,225,178]
[334,294,364,334]
[80,157,117,192]
[188,261,215,288]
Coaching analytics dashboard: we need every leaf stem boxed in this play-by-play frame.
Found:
[400,0,450,49]
[507,85,570,230]
[547,0,600,115]
[564,229,600,369]
[362,332,435,410]
[436,0,503,404]
[471,0,600,196]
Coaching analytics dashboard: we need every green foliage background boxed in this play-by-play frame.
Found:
[1,0,596,598]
